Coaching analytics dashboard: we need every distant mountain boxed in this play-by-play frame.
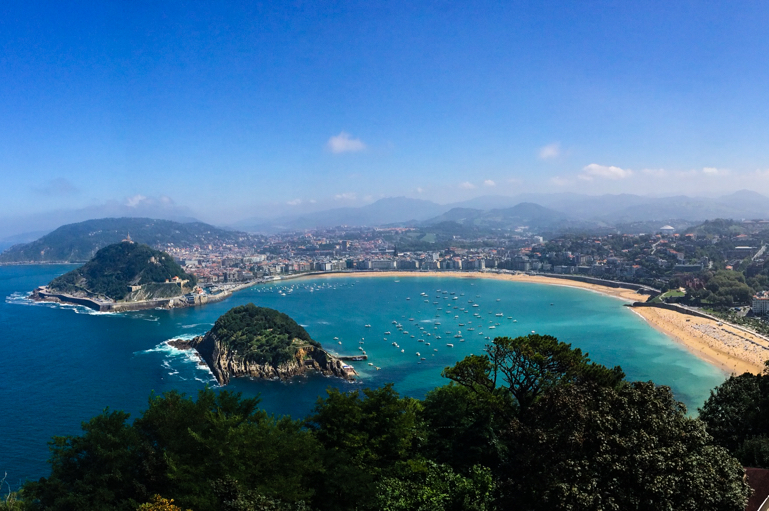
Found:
[0,218,252,263]
[423,202,580,230]
[461,191,769,223]
[235,197,449,232]
[46,242,196,301]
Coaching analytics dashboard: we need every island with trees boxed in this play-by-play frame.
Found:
[32,241,199,312]
[171,303,356,384]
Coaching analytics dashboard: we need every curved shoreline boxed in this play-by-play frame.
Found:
[277,270,765,376]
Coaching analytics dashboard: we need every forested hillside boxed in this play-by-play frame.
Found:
[48,242,196,301]
[0,218,253,263]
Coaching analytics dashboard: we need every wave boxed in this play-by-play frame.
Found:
[134,338,219,386]
[5,292,121,316]
[180,323,213,329]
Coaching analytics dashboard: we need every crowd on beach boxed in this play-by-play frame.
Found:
[691,323,769,368]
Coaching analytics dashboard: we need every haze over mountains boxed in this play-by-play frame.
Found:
[3,191,769,251]
[232,190,769,233]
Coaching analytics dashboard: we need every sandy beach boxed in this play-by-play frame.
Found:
[296,270,769,375]
[630,307,768,375]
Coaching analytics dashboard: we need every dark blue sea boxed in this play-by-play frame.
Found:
[0,265,727,486]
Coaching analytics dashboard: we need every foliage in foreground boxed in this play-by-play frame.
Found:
[16,334,751,511]
[699,363,769,469]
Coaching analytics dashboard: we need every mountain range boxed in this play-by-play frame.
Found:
[232,190,769,233]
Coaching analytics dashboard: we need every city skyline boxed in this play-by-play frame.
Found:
[2,1,769,233]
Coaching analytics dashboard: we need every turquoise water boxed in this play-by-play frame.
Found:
[0,266,726,485]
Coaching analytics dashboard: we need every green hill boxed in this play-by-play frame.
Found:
[208,303,320,366]
[48,242,196,301]
[0,217,253,263]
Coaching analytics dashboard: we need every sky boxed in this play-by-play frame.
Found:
[2,1,769,235]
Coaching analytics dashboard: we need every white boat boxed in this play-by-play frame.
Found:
[401,349,404,352]
[447,343,454,347]
[416,352,420,356]
[473,304,479,308]
[496,299,501,301]
[365,324,371,328]
[385,331,391,335]
[459,323,464,326]
[338,341,342,344]
[489,326,496,329]
[334,337,339,340]
[495,313,503,317]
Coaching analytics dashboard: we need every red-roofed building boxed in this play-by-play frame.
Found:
[746,468,769,511]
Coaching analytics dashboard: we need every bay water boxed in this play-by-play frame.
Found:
[0,265,726,485]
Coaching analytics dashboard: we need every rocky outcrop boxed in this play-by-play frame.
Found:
[171,331,355,385]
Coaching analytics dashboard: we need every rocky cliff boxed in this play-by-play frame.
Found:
[169,303,356,385]
[172,332,354,384]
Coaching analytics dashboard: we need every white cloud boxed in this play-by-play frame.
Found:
[363,195,373,201]
[287,199,302,206]
[483,179,496,187]
[579,163,632,180]
[416,187,424,193]
[459,181,476,190]
[539,142,561,160]
[703,167,729,176]
[125,194,147,207]
[642,168,667,177]
[550,176,570,186]
[327,132,366,154]
[334,192,357,201]
[309,199,317,204]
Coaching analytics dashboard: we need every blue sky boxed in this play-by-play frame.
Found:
[1,1,769,232]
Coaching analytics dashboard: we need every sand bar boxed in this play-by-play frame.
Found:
[287,270,768,375]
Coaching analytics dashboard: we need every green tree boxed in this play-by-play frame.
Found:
[23,389,322,511]
[419,384,504,473]
[375,461,495,511]
[698,372,763,453]
[502,381,750,510]
[442,334,624,416]
[304,384,423,511]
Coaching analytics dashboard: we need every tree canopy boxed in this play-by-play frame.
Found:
[13,333,752,511]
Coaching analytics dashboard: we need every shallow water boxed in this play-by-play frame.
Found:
[0,267,727,484]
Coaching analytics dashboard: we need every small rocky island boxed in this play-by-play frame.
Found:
[32,240,199,312]
[170,303,356,384]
